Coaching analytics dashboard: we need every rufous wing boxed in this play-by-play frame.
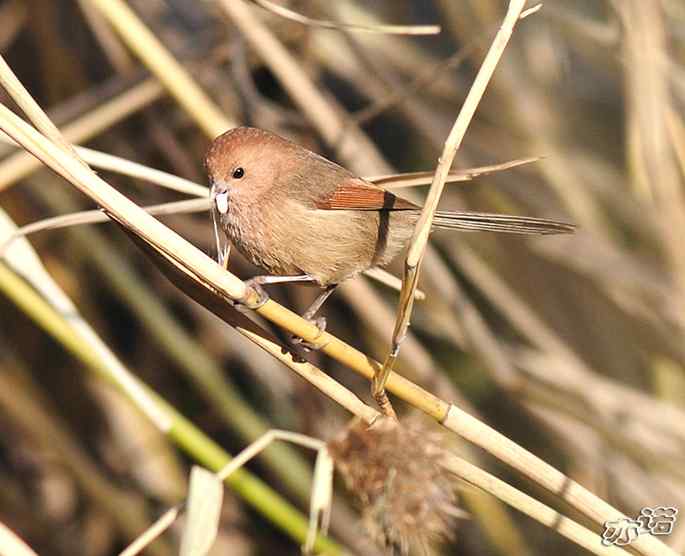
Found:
[315,178,418,211]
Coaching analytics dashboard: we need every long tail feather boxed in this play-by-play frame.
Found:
[432,211,576,235]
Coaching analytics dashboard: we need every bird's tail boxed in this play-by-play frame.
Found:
[432,211,575,235]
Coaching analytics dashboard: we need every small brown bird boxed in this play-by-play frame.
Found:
[206,127,574,330]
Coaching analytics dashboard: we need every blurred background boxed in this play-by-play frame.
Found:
[1,1,684,554]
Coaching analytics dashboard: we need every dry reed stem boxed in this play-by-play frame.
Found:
[76,0,136,74]
[0,77,164,191]
[1,108,672,556]
[119,505,180,556]
[0,134,207,196]
[0,521,38,556]
[0,54,76,156]
[442,406,675,556]
[441,454,630,556]
[378,0,529,411]
[251,0,440,35]
[0,198,208,257]
[86,0,234,137]
[366,157,540,188]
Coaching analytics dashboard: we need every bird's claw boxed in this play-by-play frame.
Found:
[282,316,328,362]
[235,279,270,311]
[290,316,327,350]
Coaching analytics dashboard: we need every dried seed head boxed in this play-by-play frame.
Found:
[327,417,459,554]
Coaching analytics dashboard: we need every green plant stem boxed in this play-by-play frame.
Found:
[0,262,342,555]
[41,184,315,501]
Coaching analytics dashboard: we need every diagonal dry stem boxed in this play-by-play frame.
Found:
[85,0,233,137]
[251,0,440,35]
[0,198,209,257]
[0,54,76,156]
[440,453,630,556]
[376,0,531,413]
[0,133,207,196]
[0,77,164,191]
[367,157,540,188]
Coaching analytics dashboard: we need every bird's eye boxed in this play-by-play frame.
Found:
[232,167,245,179]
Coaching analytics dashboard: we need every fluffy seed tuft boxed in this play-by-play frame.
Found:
[327,417,459,554]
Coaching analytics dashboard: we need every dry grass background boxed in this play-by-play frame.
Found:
[0,1,684,555]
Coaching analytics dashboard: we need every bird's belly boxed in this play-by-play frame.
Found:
[223,203,414,286]
[222,205,301,276]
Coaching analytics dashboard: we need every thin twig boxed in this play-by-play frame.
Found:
[361,267,425,301]
[119,506,182,556]
[0,78,164,191]
[367,157,540,188]
[376,0,530,413]
[251,0,440,35]
[0,199,209,257]
[0,134,207,197]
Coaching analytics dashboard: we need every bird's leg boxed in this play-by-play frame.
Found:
[236,274,315,310]
[235,276,336,362]
[289,285,338,351]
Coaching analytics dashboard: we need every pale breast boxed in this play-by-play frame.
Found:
[221,195,301,276]
[222,193,417,285]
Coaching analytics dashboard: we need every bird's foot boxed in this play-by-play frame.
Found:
[290,316,327,350]
[282,316,328,363]
[234,278,270,311]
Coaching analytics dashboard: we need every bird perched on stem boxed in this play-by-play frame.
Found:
[206,127,574,388]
